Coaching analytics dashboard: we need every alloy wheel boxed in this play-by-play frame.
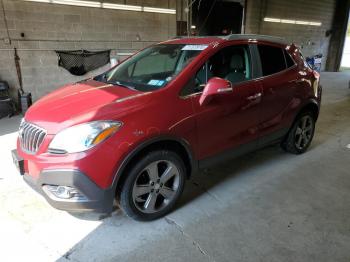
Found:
[294,115,314,150]
[132,160,180,214]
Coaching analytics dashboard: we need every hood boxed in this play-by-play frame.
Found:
[25,80,142,134]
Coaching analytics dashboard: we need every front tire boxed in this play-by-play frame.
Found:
[281,111,316,154]
[119,150,186,221]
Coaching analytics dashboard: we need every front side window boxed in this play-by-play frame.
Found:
[180,45,252,96]
[258,45,286,76]
[208,45,251,83]
[94,44,206,92]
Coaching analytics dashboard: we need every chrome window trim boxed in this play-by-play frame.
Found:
[254,64,298,81]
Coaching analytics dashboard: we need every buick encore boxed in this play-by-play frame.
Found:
[12,34,322,221]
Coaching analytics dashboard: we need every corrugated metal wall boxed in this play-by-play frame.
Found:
[245,0,336,70]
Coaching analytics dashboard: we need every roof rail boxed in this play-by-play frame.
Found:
[171,35,222,39]
[222,34,287,44]
[170,34,288,45]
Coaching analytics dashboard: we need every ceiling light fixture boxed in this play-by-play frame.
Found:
[309,22,322,26]
[143,7,176,14]
[280,19,295,24]
[295,20,309,25]
[52,0,101,7]
[23,0,176,14]
[264,17,322,26]
[102,3,142,11]
[263,17,281,23]
[23,0,51,2]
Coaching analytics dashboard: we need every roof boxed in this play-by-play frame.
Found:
[165,34,288,45]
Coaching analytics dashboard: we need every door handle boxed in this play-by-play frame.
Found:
[247,93,262,100]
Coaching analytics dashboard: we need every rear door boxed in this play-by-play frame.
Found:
[256,44,298,144]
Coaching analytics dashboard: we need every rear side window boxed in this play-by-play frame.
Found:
[258,45,286,76]
[284,50,295,68]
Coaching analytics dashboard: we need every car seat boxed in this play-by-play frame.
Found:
[225,54,246,83]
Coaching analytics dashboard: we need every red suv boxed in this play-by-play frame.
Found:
[12,34,321,221]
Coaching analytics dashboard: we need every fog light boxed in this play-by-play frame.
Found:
[56,186,74,199]
[42,185,88,202]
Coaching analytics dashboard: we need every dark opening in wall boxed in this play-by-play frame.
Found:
[192,0,243,36]
[326,0,350,71]
[340,15,350,70]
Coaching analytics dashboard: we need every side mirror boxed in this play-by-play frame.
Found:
[199,77,232,106]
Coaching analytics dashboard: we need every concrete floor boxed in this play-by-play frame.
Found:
[0,72,349,262]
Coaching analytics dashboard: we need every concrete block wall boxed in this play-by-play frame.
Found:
[0,0,340,102]
[245,0,336,70]
[0,0,176,101]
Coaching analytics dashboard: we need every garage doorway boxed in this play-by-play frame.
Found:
[191,0,243,36]
[340,17,350,70]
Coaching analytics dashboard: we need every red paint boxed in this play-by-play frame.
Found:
[199,77,232,106]
[17,36,321,190]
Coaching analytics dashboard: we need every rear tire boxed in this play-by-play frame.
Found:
[119,150,186,221]
[281,111,316,154]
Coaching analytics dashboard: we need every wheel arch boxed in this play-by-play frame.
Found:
[298,99,320,120]
[112,136,197,195]
[286,99,319,136]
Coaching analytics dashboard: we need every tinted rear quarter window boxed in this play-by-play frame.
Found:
[258,45,286,76]
[284,50,295,68]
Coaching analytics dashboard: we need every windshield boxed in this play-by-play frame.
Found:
[94,44,207,92]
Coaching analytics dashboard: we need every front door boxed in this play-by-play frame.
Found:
[188,44,263,161]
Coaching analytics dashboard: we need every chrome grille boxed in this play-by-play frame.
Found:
[19,121,47,154]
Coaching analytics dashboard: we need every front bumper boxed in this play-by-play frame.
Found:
[24,170,114,213]
[13,150,114,213]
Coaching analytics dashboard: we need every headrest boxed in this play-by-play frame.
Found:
[229,55,244,69]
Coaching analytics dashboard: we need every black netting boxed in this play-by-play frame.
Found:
[56,50,111,76]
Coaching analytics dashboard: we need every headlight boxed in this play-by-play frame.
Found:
[48,121,122,154]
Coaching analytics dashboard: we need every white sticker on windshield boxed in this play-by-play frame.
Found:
[148,79,165,86]
[181,45,208,51]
